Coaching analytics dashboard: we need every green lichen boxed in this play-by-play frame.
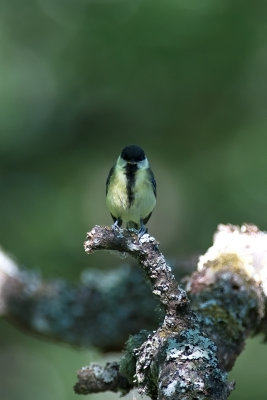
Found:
[206,253,244,272]
[205,253,257,288]
[119,330,150,384]
[199,304,243,341]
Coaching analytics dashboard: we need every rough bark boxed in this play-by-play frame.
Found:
[75,224,266,399]
[1,224,267,399]
[0,246,196,350]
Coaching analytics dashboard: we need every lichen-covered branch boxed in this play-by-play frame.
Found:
[186,224,266,370]
[84,225,189,314]
[1,224,267,399]
[0,248,158,349]
[74,362,131,395]
[0,243,197,350]
[76,225,237,399]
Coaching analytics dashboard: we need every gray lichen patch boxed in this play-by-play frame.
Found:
[166,329,218,365]
[157,329,230,399]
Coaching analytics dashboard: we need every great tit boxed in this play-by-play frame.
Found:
[106,145,156,237]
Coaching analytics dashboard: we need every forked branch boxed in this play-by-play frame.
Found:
[76,225,256,399]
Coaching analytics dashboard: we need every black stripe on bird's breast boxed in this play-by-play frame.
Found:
[125,163,138,206]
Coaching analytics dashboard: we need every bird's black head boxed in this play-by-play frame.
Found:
[121,145,146,163]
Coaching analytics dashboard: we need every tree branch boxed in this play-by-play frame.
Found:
[76,225,246,399]
[84,225,189,313]
[1,224,267,399]
[74,362,131,395]
[0,234,197,350]
[0,247,159,350]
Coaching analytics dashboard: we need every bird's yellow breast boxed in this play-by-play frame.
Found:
[106,167,128,216]
[106,166,156,226]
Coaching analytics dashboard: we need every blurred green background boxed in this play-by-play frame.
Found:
[1,0,267,398]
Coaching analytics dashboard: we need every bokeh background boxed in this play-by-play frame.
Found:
[1,0,267,399]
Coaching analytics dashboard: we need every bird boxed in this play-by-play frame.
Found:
[106,145,156,237]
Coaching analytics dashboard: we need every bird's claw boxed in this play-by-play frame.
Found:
[112,220,121,233]
[138,225,148,240]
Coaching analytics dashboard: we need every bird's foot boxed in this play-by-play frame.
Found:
[138,224,148,240]
[112,220,121,233]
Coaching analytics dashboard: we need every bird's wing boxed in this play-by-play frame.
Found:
[149,169,157,197]
[106,165,115,194]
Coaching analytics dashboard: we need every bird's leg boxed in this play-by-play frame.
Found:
[138,220,148,239]
[112,218,122,232]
